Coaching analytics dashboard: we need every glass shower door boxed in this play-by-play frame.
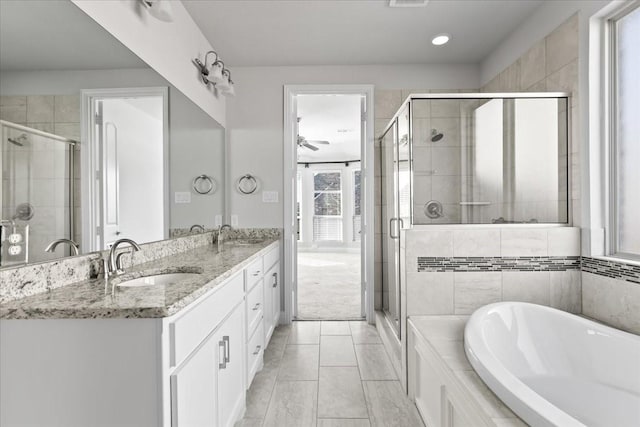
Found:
[1,121,74,266]
[381,119,401,336]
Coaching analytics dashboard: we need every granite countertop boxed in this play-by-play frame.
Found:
[0,239,279,320]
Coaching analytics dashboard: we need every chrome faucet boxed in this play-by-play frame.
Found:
[217,224,232,251]
[190,224,205,233]
[108,238,141,276]
[45,238,79,256]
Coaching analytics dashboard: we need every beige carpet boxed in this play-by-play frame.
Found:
[296,251,362,320]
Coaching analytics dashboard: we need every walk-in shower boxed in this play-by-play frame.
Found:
[377,92,570,336]
[1,120,76,267]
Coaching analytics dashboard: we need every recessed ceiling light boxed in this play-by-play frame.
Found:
[431,33,450,46]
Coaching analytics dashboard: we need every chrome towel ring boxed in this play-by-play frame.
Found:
[193,174,216,195]
[237,174,258,194]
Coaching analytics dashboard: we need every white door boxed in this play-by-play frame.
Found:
[97,101,121,248]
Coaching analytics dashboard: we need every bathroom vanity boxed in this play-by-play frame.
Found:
[0,237,281,427]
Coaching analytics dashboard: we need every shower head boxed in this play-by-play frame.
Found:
[7,134,28,147]
[431,129,444,142]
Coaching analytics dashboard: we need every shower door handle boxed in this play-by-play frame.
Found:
[389,218,399,239]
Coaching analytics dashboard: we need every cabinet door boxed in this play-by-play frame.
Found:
[270,262,280,329]
[216,304,245,427]
[264,263,279,342]
[170,338,217,427]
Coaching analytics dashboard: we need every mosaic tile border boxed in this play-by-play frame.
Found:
[581,257,640,285]
[417,256,580,272]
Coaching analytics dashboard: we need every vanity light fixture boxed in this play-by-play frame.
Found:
[139,0,173,22]
[193,51,235,97]
[431,33,450,46]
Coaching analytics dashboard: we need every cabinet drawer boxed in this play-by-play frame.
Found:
[170,272,244,367]
[246,279,264,337]
[246,320,264,388]
[245,257,264,290]
[263,244,279,271]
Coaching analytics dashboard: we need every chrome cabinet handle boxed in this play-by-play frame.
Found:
[252,303,261,311]
[218,339,227,369]
[272,272,278,288]
[253,345,262,355]
[223,335,230,363]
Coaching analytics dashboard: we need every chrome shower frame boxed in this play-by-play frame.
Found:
[380,92,572,229]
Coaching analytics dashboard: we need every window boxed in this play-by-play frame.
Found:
[313,171,342,241]
[610,4,640,258]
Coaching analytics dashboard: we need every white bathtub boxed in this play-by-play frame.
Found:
[464,302,640,427]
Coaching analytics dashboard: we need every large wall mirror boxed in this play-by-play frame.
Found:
[0,0,225,268]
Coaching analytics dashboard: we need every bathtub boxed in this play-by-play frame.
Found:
[464,302,640,427]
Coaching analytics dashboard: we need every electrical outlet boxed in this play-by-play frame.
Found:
[8,245,22,256]
[8,233,22,244]
[214,215,222,227]
[231,214,238,227]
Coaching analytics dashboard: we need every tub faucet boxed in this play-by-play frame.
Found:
[217,224,232,251]
[45,238,79,256]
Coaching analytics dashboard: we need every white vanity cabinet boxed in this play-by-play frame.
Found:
[244,242,281,389]
[165,270,246,427]
[0,242,281,427]
[169,300,245,427]
[262,245,280,344]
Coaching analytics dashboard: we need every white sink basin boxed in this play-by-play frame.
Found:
[117,272,201,287]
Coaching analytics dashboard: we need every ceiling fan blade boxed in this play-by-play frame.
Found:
[303,142,319,151]
[306,140,330,145]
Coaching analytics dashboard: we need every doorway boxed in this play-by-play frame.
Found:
[284,85,375,323]
[81,88,168,251]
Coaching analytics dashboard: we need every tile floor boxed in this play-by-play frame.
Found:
[235,321,425,427]
[297,252,362,320]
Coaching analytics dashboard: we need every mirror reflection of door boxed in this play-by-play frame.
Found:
[91,94,165,250]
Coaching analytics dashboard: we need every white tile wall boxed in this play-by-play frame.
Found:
[405,227,581,316]
[453,229,500,257]
[501,229,548,256]
[406,272,454,316]
[582,272,640,335]
[502,271,551,305]
[454,272,502,315]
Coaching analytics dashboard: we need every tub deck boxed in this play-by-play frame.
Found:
[408,315,527,427]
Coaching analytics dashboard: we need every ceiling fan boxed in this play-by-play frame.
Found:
[297,135,330,151]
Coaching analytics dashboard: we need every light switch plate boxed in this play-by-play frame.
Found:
[231,214,238,227]
[262,191,279,203]
[175,192,191,204]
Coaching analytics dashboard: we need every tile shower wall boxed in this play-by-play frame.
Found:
[0,95,81,261]
[405,227,581,316]
[374,89,470,309]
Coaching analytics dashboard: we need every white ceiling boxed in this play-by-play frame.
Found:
[297,94,362,163]
[182,0,544,67]
[0,0,146,71]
